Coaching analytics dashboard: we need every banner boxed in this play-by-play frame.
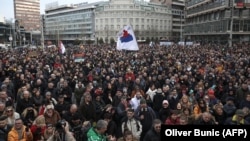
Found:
[28,51,38,57]
[178,41,185,46]
[160,42,173,46]
[74,53,85,62]
[117,25,139,51]
[186,42,193,46]
[235,0,244,8]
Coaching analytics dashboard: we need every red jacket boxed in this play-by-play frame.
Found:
[165,117,180,125]
[30,125,46,141]
[125,72,135,81]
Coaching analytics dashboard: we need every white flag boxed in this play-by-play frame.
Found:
[59,41,66,54]
[116,25,139,51]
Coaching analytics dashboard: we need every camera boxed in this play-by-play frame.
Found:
[59,120,66,127]
[55,120,66,132]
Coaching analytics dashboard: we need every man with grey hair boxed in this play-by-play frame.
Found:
[87,119,115,141]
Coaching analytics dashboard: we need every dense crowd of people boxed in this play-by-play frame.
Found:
[0,43,249,141]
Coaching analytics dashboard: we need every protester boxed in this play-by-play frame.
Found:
[118,130,139,141]
[143,119,161,141]
[224,109,249,125]
[4,106,20,127]
[87,119,115,141]
[30,115,46,141]
[7,118,33,141]
[46,121,76,141]
[0,42,249,140]
[0,115,11,141]
[121,108,142,140]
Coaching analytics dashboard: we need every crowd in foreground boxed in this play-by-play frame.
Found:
[0,43,249,141]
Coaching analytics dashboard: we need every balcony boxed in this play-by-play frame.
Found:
[186,0,210,10]
[187,2,227,17]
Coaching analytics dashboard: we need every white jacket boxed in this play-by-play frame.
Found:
[121,118,142,140]
[146,88,157,101]
[130,96,141,110]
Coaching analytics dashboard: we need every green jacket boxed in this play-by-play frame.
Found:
[87,127,107,141]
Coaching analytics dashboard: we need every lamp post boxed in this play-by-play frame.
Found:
[9,36,13,50]
[41,23,44,50]
[229,1,234,48]
[23,36,26,46]
[9,26,13,49]
[30,29,33,45]
[180,11,183,42]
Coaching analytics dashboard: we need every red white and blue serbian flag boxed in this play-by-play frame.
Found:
[117,25,139,51]
[58,41,66,54]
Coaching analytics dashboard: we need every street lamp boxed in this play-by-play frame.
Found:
[9,36,13,50]
[30,29,33,45]
[180,11,183,42]
[23,36,26,46]
[229,1,234,48]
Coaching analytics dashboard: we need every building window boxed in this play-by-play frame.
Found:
[129,18,133,23]
[135,25,139,30]
[123,18,127,23]
[142,18,144,23]
[136,18,139,22]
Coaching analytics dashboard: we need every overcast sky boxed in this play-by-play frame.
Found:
[0,0,108,20]
[1,0,150,20]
